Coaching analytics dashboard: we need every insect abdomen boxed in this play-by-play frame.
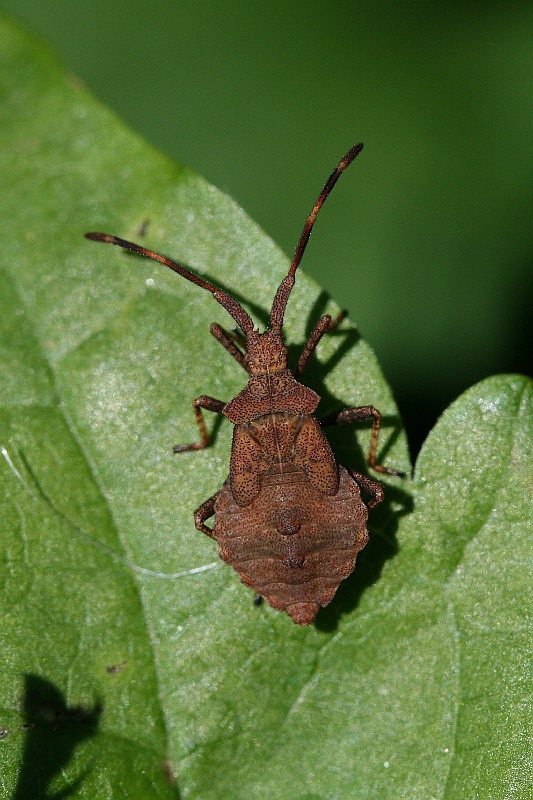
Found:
[214,464,368,625]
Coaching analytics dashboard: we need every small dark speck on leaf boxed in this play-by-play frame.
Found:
[162,759,176,786]
[106,661,128,675]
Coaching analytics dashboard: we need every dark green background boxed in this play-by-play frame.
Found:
[1,1,531,453]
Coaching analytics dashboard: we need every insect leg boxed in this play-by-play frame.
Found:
[348,469,384,509]
[173,396,226,453]
[210,323,250,372]
[193,490,220,537]
[321,405,405,477]
[228,328,247,348]
[295,311,346,376]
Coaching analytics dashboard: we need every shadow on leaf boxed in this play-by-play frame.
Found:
[13,674,102,800]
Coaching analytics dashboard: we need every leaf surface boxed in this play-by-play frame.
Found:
[0,18,529,800]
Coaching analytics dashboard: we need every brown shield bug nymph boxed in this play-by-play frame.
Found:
[86,143,404,625]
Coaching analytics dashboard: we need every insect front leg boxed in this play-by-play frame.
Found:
[210,323,250,372]
[193,491,220,537]
[321,405,405,477]
[295,311,346,376]
[173,396,226,453]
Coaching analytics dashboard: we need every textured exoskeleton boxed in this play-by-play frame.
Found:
[86,144,404,625]
[217,452,370,625]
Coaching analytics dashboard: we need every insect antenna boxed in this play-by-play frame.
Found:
[85,232,255,334]
[270,143,364,331]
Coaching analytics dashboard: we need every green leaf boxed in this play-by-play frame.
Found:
[409,374,532,799]
[0,17,529,800]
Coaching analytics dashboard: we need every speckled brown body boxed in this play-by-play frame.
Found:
[87,144,404,626]
[216,370,374,624]
[215,452,369,625]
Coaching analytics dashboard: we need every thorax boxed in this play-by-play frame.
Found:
[223,369,319,424]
